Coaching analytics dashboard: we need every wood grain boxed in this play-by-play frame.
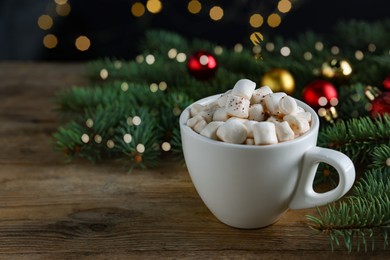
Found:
[0,62,388,259]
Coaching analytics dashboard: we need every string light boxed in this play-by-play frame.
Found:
[167,48,177,59]
[158,81,167,91]
[267,13,281,28]
[209,6,224,21]
[94,134,102,143]
[43,34,58,49]
[132,2,145,17]
[265,42,275,52]
[132,116,142,126]
[146,0,162,14]
[303,51,312,61]
[330,46,340,55]
[252,45,261,55]
[214,46,223,55]
[37,15,53,30]
[107,140,115,149]
[315,42,324,51]
[75,36,91,51]
[234,43,243,53]
[355,50,364,60]
[368,43,376,52]
[136,144,145,153]
[278,0,292,13]
[145,54,155,64]
[81,134,90,143]
[135,55,144,63]
[121,82,129,92]
[100,68,108,80]
[172,106,181,116]
[249,14,264,28]
[150,83,158,92]
[114,60,122,69]
[161,142,171,152]
[54,0,68,5]
[176,53,186,62]
[123,134,132,144]
[56,2,71,16]
[188,0,202,14]
[280,46,291,56]
[86,118,94,128]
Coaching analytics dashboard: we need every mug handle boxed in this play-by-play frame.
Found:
[289,147,355,210]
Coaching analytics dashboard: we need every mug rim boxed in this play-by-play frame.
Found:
[179,94,320,150]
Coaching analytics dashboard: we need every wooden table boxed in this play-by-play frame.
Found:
[0,62,388,259]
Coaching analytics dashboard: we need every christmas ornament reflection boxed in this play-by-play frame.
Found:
[187,50,218,80]
[260,69,295,94]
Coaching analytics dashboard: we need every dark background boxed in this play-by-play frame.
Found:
[1,0,389,61]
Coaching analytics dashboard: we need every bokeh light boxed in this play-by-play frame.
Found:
[43,34,58,49]
[188,0,202,14]
[278,0,292,13]
[75,36,91,51]
[267,13,281,28]
[131,2,145,17]
[209,6,224,21]
[249,14,264,28]
[146,0,162,14]
[56,2,71,16]
[37,15,53,30]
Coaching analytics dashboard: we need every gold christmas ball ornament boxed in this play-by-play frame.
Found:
[260,68,295,94]
[321,58,353,81]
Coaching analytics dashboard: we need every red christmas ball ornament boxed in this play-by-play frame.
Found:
[383,74,390,90]
[370,91,390,118]
[365,86,390,118]
[302,80,338,109]
[187,50,218,80]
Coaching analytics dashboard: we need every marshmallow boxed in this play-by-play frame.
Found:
[187,115,204,128]
[243,120,257,138]
[250,86,273,104]
[200,121,224,140]
[190,103,206,117]
[266,116,283,124]
[275,121,295,142]
[296,106,305,113]
[248,104,266,122]
[253,122,278,145]
[245,138,255,145]
[186,79,313,146]
[213,107,230,121]
[217,90,232,107]
[216,120,248,144]
[279,95,298,115]
[232,79,256,100]
[263,92,287,115]
[283,114,310,135]
[193,119,208,133]
[296,111,312,122]
[206,100,220,110]
[226,117,248,124]
[198,110,214,123]
[225,94,250,118]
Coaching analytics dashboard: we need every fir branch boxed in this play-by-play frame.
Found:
[336,83,370,120]
[318,115,390,163]
[54,101,164,168]
[370,145,390,172]
[307,169,390,252]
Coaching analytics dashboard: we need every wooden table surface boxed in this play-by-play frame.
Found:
[0,62,388,259]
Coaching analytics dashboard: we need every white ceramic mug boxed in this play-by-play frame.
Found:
[179,94,355,229]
